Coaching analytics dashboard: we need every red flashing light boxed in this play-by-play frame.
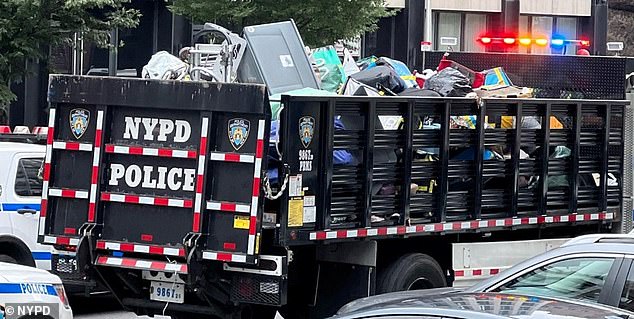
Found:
[32,127,48,135]
[503,38,516,45]
[519,38,532,46]
[0,126,11,134]
[580,40,591,47]
[479,37,492,44]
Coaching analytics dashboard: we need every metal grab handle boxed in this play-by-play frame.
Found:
[17,209,37,215]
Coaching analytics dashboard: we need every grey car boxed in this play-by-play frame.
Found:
[330,292,634,319]
[339,233,634,316]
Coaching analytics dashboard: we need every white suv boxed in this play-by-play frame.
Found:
[0,128,84,290]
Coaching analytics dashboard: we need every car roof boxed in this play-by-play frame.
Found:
[0,142,45,154]
[468,240,634,292]
[333,292,634,319]
[0,262,62,284]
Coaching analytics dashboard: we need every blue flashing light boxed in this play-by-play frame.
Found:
[551,35,566,47]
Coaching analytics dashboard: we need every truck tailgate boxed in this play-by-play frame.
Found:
[40,76,270,264]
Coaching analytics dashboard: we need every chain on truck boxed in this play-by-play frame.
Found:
[38,22,634,319]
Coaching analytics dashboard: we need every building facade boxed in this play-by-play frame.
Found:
[366,0,608,69]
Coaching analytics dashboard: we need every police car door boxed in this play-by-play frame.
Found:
[5,152,50,269]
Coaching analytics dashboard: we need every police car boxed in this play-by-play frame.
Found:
[0,126,81,286]
[0,261,72,319]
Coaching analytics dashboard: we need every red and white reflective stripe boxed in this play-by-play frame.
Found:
[96,256,188,274]
[202,251,247,263]
[192,118,209,232]
[105,144,197,159]
[52,141,93,152]
[48,188,89,199]
[309,212,615,240]
[39,109,55,236]
[88,110,104,222]
[454,267,507,279]
[206,200,250,213]
[43,236,80,246]
[209,152,255,163]
[96,240,185,257]
[247,120,265,255]
[100,192,193,208]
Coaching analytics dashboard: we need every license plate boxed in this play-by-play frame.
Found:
[150,281,184,304]
[54,255,78,273]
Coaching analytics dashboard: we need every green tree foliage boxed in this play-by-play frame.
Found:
[0,0,140,118]
[170,0,394,47]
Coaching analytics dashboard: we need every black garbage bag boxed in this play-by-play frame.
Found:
[424,67,473,97]
[398,88,442,97]
[350,65,406,94]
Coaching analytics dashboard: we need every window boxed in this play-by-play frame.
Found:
[492,257,615,303]
[436,12,462,51]
[464,14,487,52]
[619,263,634,311]
[531,16,553,55]
[519,16,530,54]
[14,158,44,197]
[555,17,578,55]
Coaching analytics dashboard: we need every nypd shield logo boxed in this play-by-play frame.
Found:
[299,116,315,148]
[228,118,250,151]
[69,108,90,139]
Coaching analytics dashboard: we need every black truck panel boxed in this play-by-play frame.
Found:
[41,76,270,264]
[278,96,627,245]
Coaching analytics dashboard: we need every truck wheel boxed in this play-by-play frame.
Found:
[0,254,18,264]
[377,253,446,294]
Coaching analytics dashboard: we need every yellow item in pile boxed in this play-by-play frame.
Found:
[550,116,563,129]
[501,116,515,129]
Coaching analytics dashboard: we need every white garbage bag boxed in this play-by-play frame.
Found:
[141,51,188,80]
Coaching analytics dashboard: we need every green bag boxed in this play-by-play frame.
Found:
[312,46,346,92]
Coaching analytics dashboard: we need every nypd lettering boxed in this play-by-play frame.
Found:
[70,108,90,139]
[123,117,191,143]
[228,118,250,151]
[109,163,196,192]
[299,149,313,172]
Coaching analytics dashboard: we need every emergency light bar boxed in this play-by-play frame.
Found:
[478,37,590,48]
[0,125,48,135]
[0,125,48,144]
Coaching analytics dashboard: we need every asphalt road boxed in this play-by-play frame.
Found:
[71,295,138,319]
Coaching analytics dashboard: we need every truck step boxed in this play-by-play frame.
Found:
[96,240,186,257]
[95,255,188,274]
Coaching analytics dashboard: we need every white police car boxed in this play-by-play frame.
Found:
[0,127,87,286]
[0,127,54,269]
[0,261,72,319]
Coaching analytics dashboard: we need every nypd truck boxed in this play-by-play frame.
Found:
[38,52,632,319]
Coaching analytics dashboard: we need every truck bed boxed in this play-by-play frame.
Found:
[277,96,627,245]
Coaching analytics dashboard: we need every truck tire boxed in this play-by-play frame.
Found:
[377,253,446,294]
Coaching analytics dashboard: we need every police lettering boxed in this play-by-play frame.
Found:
[123,117,191,143]
[109,163,196,191]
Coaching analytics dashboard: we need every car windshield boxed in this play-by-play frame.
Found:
[492,257,614,303]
